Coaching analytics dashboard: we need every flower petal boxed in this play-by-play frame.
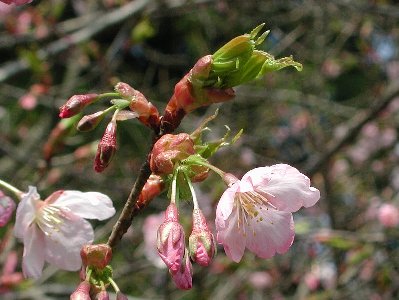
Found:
[215,182,239,225]
[249,164,320,212]
[14,186,40,239]
[245,208,294,259]
[51,191,115,220]
[22,225,45,279]
[216,206,246,263]
[44,211,94,271]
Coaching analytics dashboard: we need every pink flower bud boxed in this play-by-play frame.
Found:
[190,55,212,83]
[157,203,186,274]
[70,281,91,300]
[0,191,16,227]
[95,290,109,300]
[137,175,164,207]
[188,209,216,266]
[170,253,193,290]
[378,203,399,228]
[94,120,117,173]
[150,133,195,175]
[59,94,98,118]
[115,82,160,129]
[80,244,112,269]
[77,111,107,132]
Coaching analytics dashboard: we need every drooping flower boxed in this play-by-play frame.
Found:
[170,252,193,290]
[70,280,91,300]
[14,186,115,279]
[215,164,320,262]
[156,203,185,274]
[188,208,216,267]
[94,119,117,173]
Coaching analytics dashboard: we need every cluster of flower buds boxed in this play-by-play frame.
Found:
[156,203,216,290]
[149,130,223,289]
[57,82,162,172]
[71,244,129,300]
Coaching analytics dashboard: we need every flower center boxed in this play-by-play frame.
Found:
[234,191,277,236]
[36,205,66,236]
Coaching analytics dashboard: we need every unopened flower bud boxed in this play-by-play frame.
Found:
[59,94,98,118]
[150,133,195,175]
[170,252,193,290]
[137,175,164,207]
[94,120,117,172]
[157,203,185,274]
[0,191,16,227]
[77,111,107,132]
[189,208,216,266]
[80,244,112,269]
[115,82,160,129]
[190,55,213,85]
[70,281,91,300]
[95,290,109,300]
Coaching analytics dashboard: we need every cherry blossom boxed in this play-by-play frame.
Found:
[14,186,115,279]
[215,164,320,262]
[377,203,399,228]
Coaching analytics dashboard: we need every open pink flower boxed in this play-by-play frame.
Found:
[215,164,320,262]
[14,186,115,279]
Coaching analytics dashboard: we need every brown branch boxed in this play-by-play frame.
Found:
[304,80,399,177]
[107,157,152,248]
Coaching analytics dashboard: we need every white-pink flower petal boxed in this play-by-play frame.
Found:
[245,209,294,259]
[14,186,39,239]
[51,191,115,220]
[247,164,320,212]
[44,211,94,271]
[216,207,246,262]
[22,225,45,279]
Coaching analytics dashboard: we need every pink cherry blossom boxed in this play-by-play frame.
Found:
[14,186,115,279]
[215,164,320,262]
[377,203,399,228]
